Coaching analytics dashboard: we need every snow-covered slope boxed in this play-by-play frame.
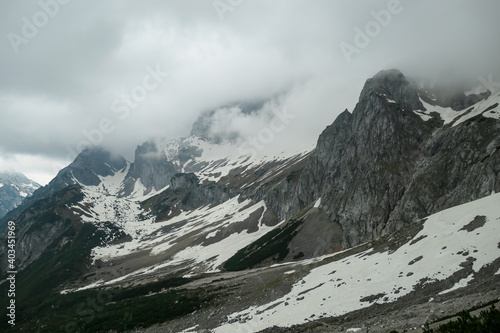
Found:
[162,135,312,183]
[0,171,40,218]
[121,134,312,198]
[62,167,286,292]
[414,91,500,125]
[214,192,500,332]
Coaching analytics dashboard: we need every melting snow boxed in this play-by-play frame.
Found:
[313,198,321,208]
[160,135,313,183]
[214,193,500,332]
[438,274,474,295]
[415,93,500,126]
[69,172,284,291]
[416,100,461,125]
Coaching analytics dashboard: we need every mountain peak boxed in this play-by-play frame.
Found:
[58,147,127,186]
[360,69,424,111]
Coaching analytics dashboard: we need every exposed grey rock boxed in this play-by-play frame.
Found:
[0,184,84,271]
[58,147,127,186]
[142,172,234,220]
[259,69,500,252]
[121,141,178,196]
[1,147,127,227]
[428,89,491,111]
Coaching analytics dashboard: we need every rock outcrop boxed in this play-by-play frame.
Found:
[121,141,178,196]
[261,69,500,250]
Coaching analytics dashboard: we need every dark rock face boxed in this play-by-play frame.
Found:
[296,69,433,246]
[432,90,491,111]
[58,147,127,186]
[170,173,200,191]
[122,141,178,196]
[0,184,84,272]
[142,172,233,221]
[263,69,500,249]
[360,69,424,111]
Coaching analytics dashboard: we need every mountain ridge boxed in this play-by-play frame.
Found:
[1,69,499,332]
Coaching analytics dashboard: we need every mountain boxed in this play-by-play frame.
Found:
[0,171,40,219]
[1,69,499,332]
[243,69,500,262]
[213,192,500,332]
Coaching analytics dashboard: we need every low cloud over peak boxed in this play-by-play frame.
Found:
[1,0,500,184]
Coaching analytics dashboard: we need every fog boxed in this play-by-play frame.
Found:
[1,0,499,184]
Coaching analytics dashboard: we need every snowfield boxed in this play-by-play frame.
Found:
[214,192,500,332]
[67,168,285,291]
[414,92,500,125]
[161,135,313,183]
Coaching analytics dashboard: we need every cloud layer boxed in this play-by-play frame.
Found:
[1,0,500,184]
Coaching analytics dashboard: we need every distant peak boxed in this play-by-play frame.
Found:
[74,146,124,164]
[0,171,35,185]
[57,146,127,186]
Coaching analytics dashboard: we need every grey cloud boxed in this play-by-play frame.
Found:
[1,0,499,184]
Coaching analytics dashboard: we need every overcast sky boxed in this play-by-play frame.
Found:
[1,0,499,185]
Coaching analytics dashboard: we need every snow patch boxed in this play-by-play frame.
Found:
[438,274,474,295]
[416,100,461,125]
[214,193,500,332]
[313,198,321,208]
[415,93,500,126]
[70,187,284,291]
[160,135,313,183]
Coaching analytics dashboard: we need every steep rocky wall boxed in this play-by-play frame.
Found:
[262,70,500,249]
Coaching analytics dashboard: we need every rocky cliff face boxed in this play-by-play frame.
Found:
[121,141,178,196]
[0,184,84,272]
[0,148,131,274]
[2,69,499,296]
[260,69,500,250]
[57,147,127,187]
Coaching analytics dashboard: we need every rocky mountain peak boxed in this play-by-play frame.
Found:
[359,69,424,111]
[427,89,492,111]
[121,141,177,196]
[73,147,126,173]
[60,147,127,186]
